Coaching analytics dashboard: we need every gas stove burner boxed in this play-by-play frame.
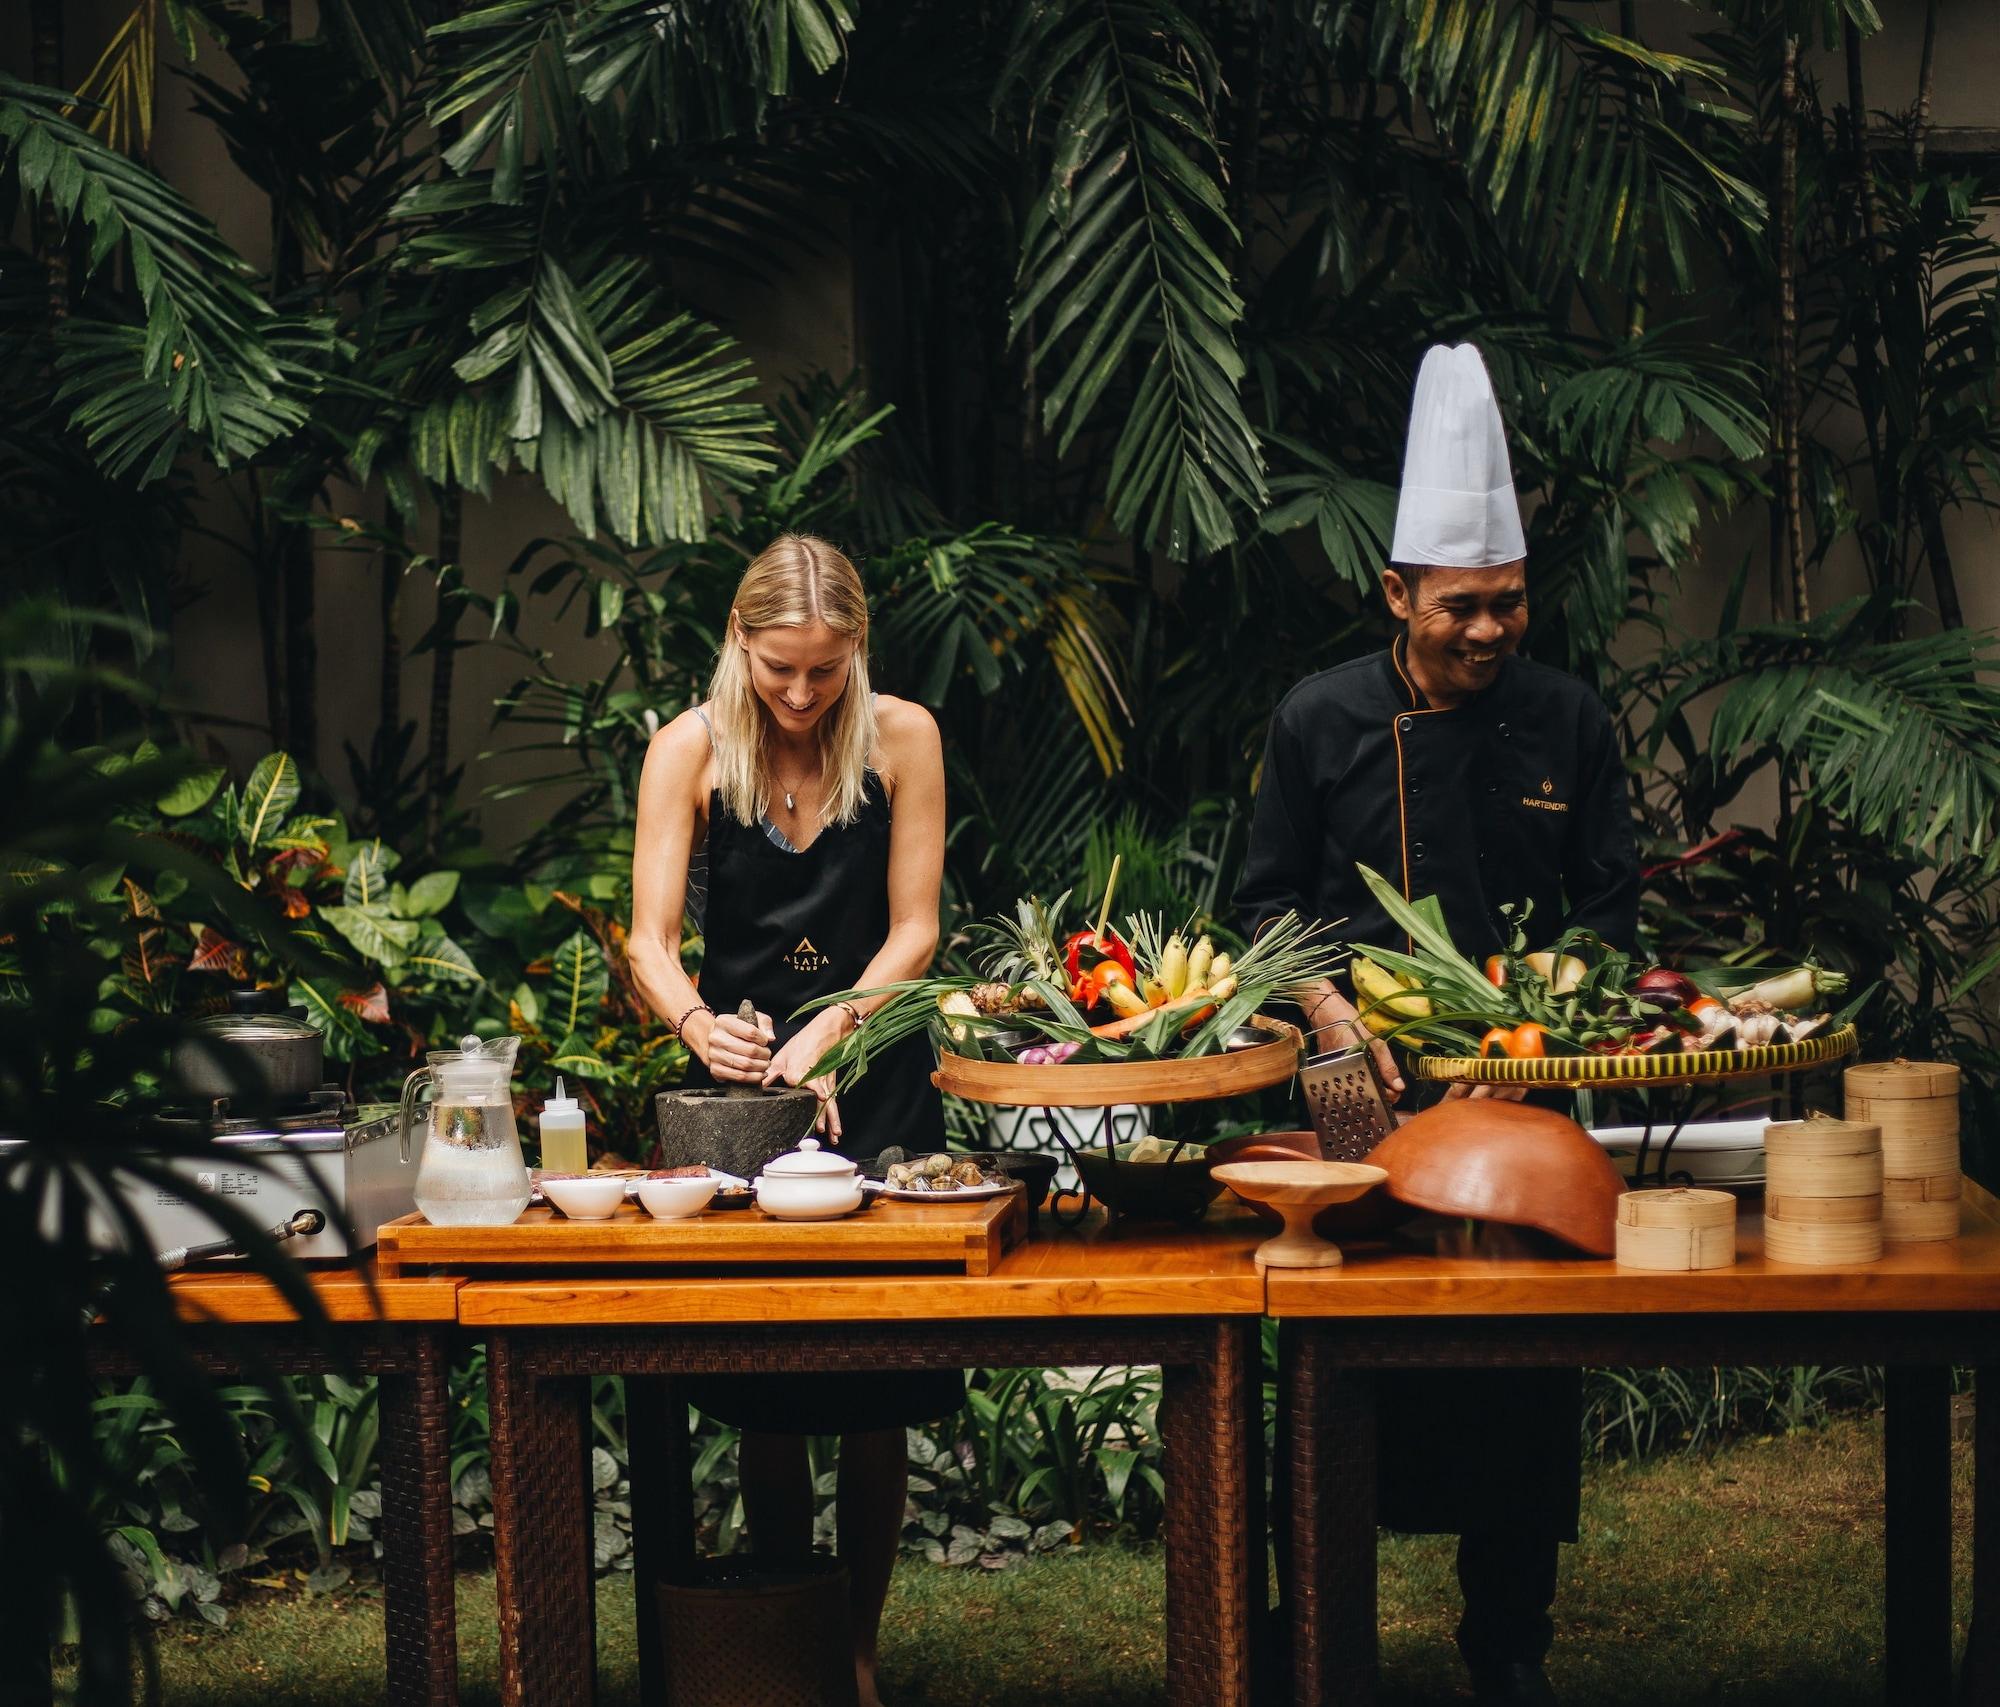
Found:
[156,1084,355,1138]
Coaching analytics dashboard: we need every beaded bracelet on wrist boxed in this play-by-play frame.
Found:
[673,1001,713,1037]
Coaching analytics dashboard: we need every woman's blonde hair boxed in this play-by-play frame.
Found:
[706,534,877,829]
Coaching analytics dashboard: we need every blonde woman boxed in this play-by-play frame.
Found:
[629,534,952,1707]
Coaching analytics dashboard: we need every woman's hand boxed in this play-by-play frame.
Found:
[764,1007,849,1141]
[700,1007,774,1084]
[1302,984,1405,1100]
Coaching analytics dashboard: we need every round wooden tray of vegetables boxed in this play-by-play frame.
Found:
[1344,864,1862,1088]
[800,859,1330,1110]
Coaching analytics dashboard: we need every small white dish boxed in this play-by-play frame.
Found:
[636,1173,718,1220]
[538,1174,628,1220]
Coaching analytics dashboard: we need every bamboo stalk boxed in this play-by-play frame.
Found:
[1093,853,1122,948]
[1776,31,1808,622]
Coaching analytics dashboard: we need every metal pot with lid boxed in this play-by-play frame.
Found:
[174,988,326,1104]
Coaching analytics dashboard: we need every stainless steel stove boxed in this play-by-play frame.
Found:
[4,1090,420,1265]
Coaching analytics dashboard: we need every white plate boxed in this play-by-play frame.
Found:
[875,1179,1019,1203]
[1590,1120,1768,1185]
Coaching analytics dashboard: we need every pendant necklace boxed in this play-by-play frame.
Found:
[775,758,817,814]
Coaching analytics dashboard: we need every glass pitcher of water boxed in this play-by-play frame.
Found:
[402,1034,529,1226]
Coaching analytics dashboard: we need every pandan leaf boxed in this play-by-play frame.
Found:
[240,754,300,851]
[156,766,225,816]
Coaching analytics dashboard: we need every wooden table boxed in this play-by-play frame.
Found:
[98,1270,464,1707]
[457,1208,1269,1707]
[1270,1181,2000,1706]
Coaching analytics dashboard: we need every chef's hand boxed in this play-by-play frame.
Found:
[1444,1082,1530,1103]
[1302,985,1406,1101]
[763,1008,845,1142]
[703,1006,774,1084]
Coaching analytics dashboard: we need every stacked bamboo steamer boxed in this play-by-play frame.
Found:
[1763,1117,1883,1264]
[1843,1060,1962,1243]
[1615,1187,1736,1271]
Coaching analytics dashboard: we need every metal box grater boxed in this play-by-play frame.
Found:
[1299,1044,1396,1162]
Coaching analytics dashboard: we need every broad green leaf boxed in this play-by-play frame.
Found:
[549,1033,612,1080]
[343,842,399,907]
[156,767,225,817]
[403,871,461,916]
[547,929,608,1035]
[406,932,482,984]
[240,753,300,851]
[320,904,421,968]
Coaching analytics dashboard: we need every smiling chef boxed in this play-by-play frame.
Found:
[1236,343,1643,1705]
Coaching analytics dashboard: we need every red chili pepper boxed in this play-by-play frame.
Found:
[1063,929,1136,987]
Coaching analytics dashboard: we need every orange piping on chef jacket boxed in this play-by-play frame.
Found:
[1389,638,1448,956]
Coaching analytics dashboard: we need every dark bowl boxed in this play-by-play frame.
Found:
[1071,1142,1221,1225]
[986,1151,1059,1212]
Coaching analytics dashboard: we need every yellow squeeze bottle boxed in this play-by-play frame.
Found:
[538,1078,587,1173]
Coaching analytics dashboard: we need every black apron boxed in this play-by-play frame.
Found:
[683,770,957,1434]
[684,772,944,1158]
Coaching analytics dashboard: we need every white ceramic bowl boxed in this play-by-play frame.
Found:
[538,1174,628,1220]
[636,1173,718,1220]
[752,1172,865,1220]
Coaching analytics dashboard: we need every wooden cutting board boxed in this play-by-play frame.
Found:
[375,1187,1027,1277]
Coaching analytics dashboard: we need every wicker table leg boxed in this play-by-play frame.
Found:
[489,1336,594,1707]
[1287,1329,1377,1707]
[377,1331,459,1707]
[1964,1367,1999,1705]
[1886,1365,1953,1705]
[626,1375,694,1706]
[1160,1319,1258,1707]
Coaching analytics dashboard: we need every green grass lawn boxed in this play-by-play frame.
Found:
[124,1413,1973,1705]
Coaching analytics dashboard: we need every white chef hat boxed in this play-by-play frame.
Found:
[1387,343,1525,568]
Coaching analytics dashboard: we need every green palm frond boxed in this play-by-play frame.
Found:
[872,528,1132,774]
[1654,609,2000,870]
[1257,432,1399,596]
[0,75,304,477]
[1001,0,1267,560]
[53,315,333,484]
[1364,1,1769,289]
[406,251,775,544]
[427,0,587,204]
[429,0,854,200]
[1546,327,1769,472]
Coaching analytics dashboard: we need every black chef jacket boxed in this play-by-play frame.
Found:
[1238,637,1640,1541]
[1237,639,1639,956]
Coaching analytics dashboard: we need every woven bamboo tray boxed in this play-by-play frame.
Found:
[376,1190,1026,1277]
[932,1015,1303,1108]
[1410,1023,1858,1087]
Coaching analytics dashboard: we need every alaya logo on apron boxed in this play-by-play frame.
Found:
[785,935,831,973]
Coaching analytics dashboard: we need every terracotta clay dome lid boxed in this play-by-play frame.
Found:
[1371,1100,1625,1256]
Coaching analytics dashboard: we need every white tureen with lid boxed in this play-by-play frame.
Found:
[753,1137,865,1221]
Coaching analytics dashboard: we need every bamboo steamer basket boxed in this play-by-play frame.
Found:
[1614,1188,1736,1271]
[1762,1118,1883,1265]
[1844,1060,1962,1244]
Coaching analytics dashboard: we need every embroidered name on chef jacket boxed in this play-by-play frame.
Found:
[785,936,831,972]
[1520,777,1568,813]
